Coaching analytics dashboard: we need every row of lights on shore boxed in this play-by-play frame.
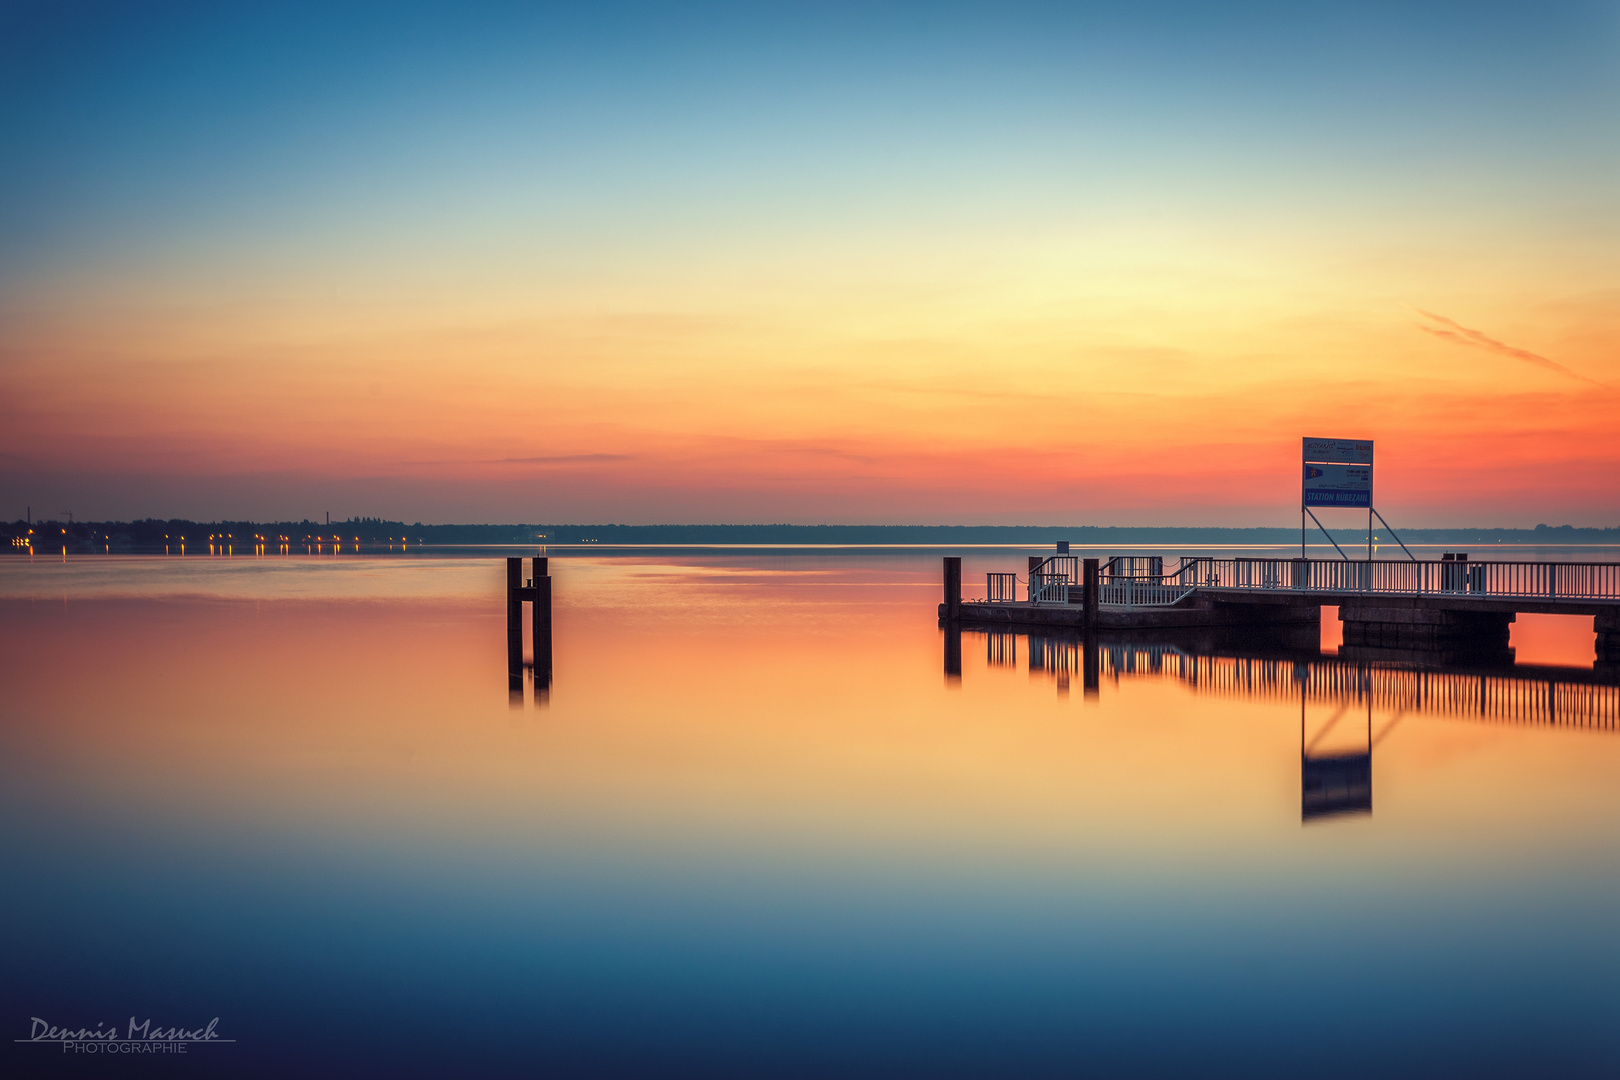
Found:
[157,534,415,556]
[15,529,413,558]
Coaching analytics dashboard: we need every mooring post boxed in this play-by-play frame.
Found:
[532,556,552,687]
[943,556,961,622]
[1083,558,1099,633]
[506,557,523,675]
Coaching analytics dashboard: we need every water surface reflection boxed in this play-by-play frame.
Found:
[2,554,1618,1077]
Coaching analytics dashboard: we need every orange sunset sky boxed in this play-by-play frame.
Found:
[2,2,1616,525]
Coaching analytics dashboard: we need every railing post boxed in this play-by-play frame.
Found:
[1083,558,1099,632]
[943,557,961,621]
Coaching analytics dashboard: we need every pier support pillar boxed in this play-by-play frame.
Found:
[1594,614,1620,679]
[1595,613,1620,656]
[943,557,961,623]
[1339,605,1512,664]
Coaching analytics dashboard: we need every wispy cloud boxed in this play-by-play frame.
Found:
[497,454,633,464]
[1416,310,1599,385]
[405,453,634,467]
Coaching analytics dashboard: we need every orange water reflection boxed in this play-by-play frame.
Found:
[2,556,1617,867]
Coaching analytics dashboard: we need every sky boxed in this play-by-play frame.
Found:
[1,0,1616,526]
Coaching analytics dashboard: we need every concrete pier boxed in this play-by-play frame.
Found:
[943,597,1320,631]
[1339,604,1512,650]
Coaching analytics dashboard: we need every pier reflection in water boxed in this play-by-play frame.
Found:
[949,621,1620,823]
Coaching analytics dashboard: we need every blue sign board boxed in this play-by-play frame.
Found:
[1303,463,1371,507]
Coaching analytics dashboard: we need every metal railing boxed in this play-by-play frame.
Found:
[986,573,1019,603]
[981,554,1620,611]
[1098,580,1196,608]
[1155,557,1620,602]
[1028,556,1077,605]
[1035,555,1080,585]
[1103,556,1163,582]
[1029,570,1070,604]
[1024,555,1195,607]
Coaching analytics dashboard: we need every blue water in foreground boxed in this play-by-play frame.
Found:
[2,549,1617,1077]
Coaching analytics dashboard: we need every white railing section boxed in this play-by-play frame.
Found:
[1029,570,1070,604]
[1161,557,1620,601]
[986,573,1019,603]
[1098,581,1196,608]
[1028,555,1079,605]
[1103,556,1164,582]
[1027,555,1193,608]
[978,555,1620,610]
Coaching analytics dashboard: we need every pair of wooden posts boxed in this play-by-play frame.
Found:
[507,556,552,682]
[940,555,1099,630]
[941,555,1099,694]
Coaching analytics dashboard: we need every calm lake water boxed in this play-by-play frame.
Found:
[3,547,1618,1078]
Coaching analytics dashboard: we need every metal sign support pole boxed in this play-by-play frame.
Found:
[1304,507,1352,561]
[1370,508,1417,562]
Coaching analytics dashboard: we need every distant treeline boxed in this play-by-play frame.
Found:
[523,523,1620,546]
[5,517,1620,554]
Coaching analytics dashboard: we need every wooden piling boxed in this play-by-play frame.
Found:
[943,557,962,622]
[532,556,552,685]
[506,557,523,675]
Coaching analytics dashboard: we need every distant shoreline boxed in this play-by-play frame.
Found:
[6,518,1618,554]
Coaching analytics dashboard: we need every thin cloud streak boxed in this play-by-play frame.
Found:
[1416,310,1600,386]
[404,453,634,466]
